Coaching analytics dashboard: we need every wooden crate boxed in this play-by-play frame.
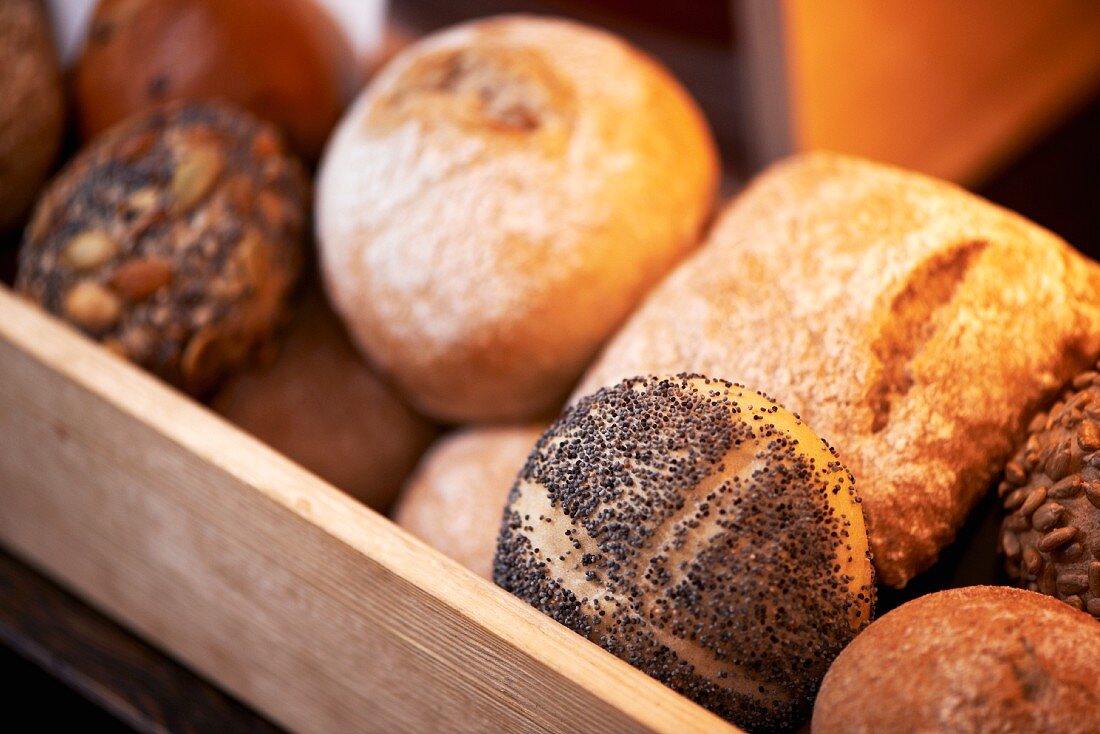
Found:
[0,285,739,733]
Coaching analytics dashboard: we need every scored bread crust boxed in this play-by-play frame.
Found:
[577,152,1100,587]
[317,15,718,423]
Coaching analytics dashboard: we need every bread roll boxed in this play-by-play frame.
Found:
[17,102,307,395]
[577,152,1100,588]
[73,0,360,159]
[215,287,437,511]
[999,363,1100,618]
[393,424,543,579]
[813,586,1100,734]
[317,16,719,423]
[495,375,874,732]
[0,0,64,232]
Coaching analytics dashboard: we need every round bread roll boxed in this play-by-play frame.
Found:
[393,424,544,579]
[999,364,1100,618]
[17,102,307,395]
[72,0,360,159]
[214,286,437,511]
[317,16,719,423]
[813,586,1100,734]
[0,0,64,232]
[494,374,875,732]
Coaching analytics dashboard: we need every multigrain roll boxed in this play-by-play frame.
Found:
[0,0,64,232]
[813,586,1100,734]
[17,102,307,395]
[495,375,875,732]
[999,363,1100,618]
[577,152,1100,588]
[317,16,719,423]
[214,287,437,511]
[393,424,544,579]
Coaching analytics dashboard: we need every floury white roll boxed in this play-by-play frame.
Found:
[315,15,719,423]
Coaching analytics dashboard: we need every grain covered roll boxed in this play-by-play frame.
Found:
[577,152,1100,588]
[495,375,874,732]
[317,16,719,423]
[17,102,307,395]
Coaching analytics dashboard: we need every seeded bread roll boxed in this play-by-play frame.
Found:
[0,0,64,232]
[495,375,875,732]
[317,15,719,423]
[214,286,437,511]
[393,424,544,579]
[577,152,1100,588]
[17,102,307,395]
[999,363,1100,618]
[73,0,360,160]
[813,586,1100,734]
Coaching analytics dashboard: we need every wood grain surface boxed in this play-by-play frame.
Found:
[0,285,739,734]
[0,550,281,733]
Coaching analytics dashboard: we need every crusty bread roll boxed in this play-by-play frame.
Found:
[73,0,360,160]
[496,375,874,731]
[317,15,719,423]
[813,586,1100,734]
[393,424,543,579]
[577,152,1100,588]
[215,287,437,511]
[0,0,64,232]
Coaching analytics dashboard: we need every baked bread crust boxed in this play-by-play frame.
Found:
[214,286,437,512]
[393,424,544,579]
[577,152,1100,587]
[0,0,64,231]
[812,586,1100,734]
[317,15,719,423]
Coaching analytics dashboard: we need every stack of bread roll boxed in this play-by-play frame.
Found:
[10,6,1100,731]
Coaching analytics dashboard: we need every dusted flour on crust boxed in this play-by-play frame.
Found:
[316,15,718,423]
[577,152,1100,587]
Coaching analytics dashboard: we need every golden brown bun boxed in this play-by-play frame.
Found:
[317,15,719,423]
[577,152,1100,588]
[0,0,64,231]
[73,0,359,160]
[214,287,437,511]
[813,586,1100,734]
[393,424,543,579]
[495,375,874,732]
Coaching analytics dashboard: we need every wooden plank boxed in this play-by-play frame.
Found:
[0,549,282,733]
[782,0,1100,184]
[0,284,739,734]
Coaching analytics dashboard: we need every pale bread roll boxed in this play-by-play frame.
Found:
[317,15,719,423]
[393,424,543,578]
[577,152,1100,588]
